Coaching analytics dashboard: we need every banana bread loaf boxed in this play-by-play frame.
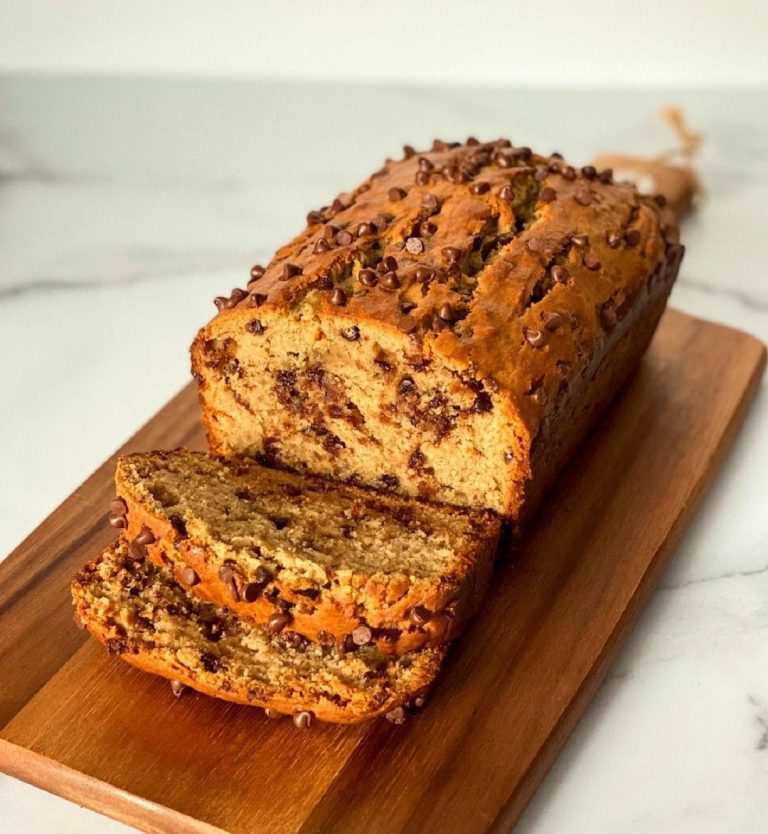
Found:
[192,138,683,520]
[112,450,500,655]
[72,542,444,725]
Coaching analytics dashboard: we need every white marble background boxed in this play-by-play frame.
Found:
[0,76,766,833]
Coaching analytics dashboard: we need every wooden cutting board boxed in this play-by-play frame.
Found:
[0,309,764,834]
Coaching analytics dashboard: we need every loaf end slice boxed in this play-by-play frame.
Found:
[71,542,445,725]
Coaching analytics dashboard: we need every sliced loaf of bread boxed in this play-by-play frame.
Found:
[72,542,444,725]
[113,450,500,655]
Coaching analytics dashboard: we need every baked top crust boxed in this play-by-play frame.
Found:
[204,138,682,447]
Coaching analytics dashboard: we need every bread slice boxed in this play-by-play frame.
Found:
[114,450,500,655]
[72,542,444,725]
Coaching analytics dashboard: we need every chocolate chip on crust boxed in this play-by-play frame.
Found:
[134,526,156,545]
[352,625,373,646]
[181,566,199,586]
[293,710,313,729]
[409,606,433,626]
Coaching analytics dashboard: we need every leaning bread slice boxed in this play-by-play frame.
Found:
[113,450,500,655]
[72,542,444,725]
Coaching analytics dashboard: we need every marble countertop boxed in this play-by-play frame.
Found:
[1,76,766,834]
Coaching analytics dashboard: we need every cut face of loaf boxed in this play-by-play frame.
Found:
[192,138,683,518]
[71,543,444,725]
[114,450,500,655]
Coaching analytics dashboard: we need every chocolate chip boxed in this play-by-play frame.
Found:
[409,692,427,709]
[574,189,593,206]
[246,319,265,335]
[571,234,590,249]
[398,376,415,394]
[323,224,338,241]
[403,144,416,158]
[382,255,399,271]
[417,221,436,238]
[495,152,513,168]
[317,630,336,646]
[625,228,641,246]
[606,230,622,248]
[498,184,514,201]
[200,653,219,673]
[388,187,406,202]
[242,582,263,602]
[268,612,292,634]
[415,171,431,185]
[381,272,400,290]
[526,237,548,254]
[524,327,547,347]
[181,566,199,586]
[470,181,490,195]
[359,268,378,288]
[281,263,302,281]
[306,210,323,226]
[398,314,418,334]
[335,230,353,247]
[203,619,224,642]
[581,165,597,180]
[371,213,393,232]
[584,252,602,270]
[249,293,267,307]
[438,303,456,322]
[170,679,185,697]
[254,566,274,585]
[264,707,284,720]
[542,311,563,331]
[213,296,230,311]
[551,265,569,283]
[405,237,425,255]
[108,514,128,529]
[598,168,613,183]
[110,498,128,516]
[415,265,435,282]
[352,625,373,646]
[314,238,332,254]
[654,194,667,207]
[472,392,493,413]
[218,565,235,583]
[422,193,438,209]
[341,325,361,341]
[386,706,407,725]
[533,166,549,182]
[127,540,146,561]
[357,222,373,237]
[330,287,347,306]
[418,157,434,172]
[441,246,461,264]
[293,711,313,729]
[249,265,266,282]
[539,186,557,203]
[409,606,433,626]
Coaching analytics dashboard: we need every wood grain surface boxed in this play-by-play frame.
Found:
[0,309,764,834]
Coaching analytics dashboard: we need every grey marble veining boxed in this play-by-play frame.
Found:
[0,76,766,834]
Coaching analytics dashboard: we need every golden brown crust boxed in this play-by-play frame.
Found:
[192,138,682,518]
[115,451,500,655]
[71,544,445,725]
